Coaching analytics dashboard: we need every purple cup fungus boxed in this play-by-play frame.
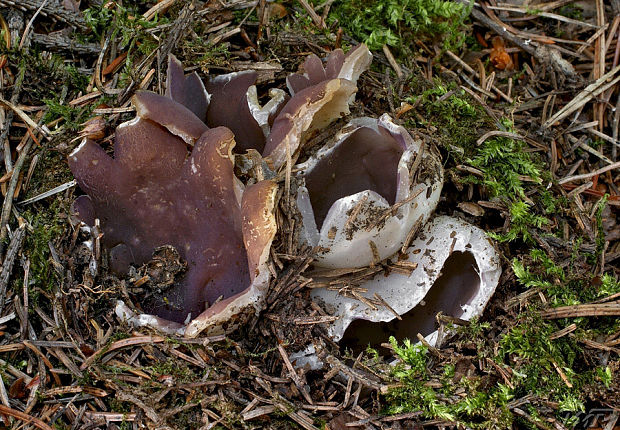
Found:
[166,54,288,154]
[165,47,372,170]
[292,216,501,366]
[67,46,372,336]
[69,90,278,336]
[285,44,372,97]
[295,114,443,268]
[262,45,373,170]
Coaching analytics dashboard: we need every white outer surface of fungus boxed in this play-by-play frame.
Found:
[296,114,443,268]
[312,215,502,343]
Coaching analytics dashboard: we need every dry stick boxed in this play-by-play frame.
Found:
[476,131,526,146]
[30,33,100,55]
[0,124,38,248]
[119,3,193,105]
[93,35,119,97]
[456,1,535,56]
[558,160,620,184]
[17,180,77,206]
[586,127,620,149]
[593,0,606,134]
[543,64,620,128]
[487,5,599,28]
[80,335,165,370]
[541,303,620,319]
[115,390,163,426]
[596,0,606,79]
[0,404,54,430]
[613,92,620,161]
[297,0,325,29]
[382,44,403,79]
[0,374,9,407]
[364,188,423,232]
[604,15,620,55]
[0,224,25,311]
[343,194,368,232]
[612,28,620,161]
[0,97,49,138]
[142,0,178,21]
[549,323,577,340]
[18,0,48,49]
[277,344,313,405]
[0,0,87,30]
[576,23,609,54]
[1,60,25,171]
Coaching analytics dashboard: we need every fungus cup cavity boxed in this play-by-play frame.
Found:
[296,114,443,268]
[313,216,501,351]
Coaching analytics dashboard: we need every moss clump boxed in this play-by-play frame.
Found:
[21,200,66,294]
[514,248,620,322]
[83,3,166,48]
[326,0,471,55]
[384,336,515,428]
[406,80,485,155]
[465,120,550,243]
[43,99,94,132]
[83,3,167,88]
[148,358,196,384]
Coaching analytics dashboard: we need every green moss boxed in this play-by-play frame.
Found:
[384,336,515,427]
[83,3,167,45]
[411,83,478,125]
[29,54,89,94]
[495,313,590,419]
[180,37,231,69]
[148,358,196,383]
[466,121,552,243]
[21,200,66,295]
[326,0,471,55]
[557,3,583,20]
[468,131,542,200]
[83,3,166,88]
[513,248,620,307]
[43,99,94,132]
[404,78,486,157]
[382,243,617,426]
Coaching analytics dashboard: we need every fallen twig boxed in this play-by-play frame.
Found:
[541,303,620,319]
[0,405,49,429]
[0,224,26,311]
[558,160,620,184]
[543,64,620,128]
[0,0,87,30]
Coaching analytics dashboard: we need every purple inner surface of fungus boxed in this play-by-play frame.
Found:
[133,91,209,144]
[166,54,209,122]
[287,49,345,94]
[304,126,404,228]
[339,251,480,355]
[206,71,267,153]
[165,55,267,153]
[69,120,251,324]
